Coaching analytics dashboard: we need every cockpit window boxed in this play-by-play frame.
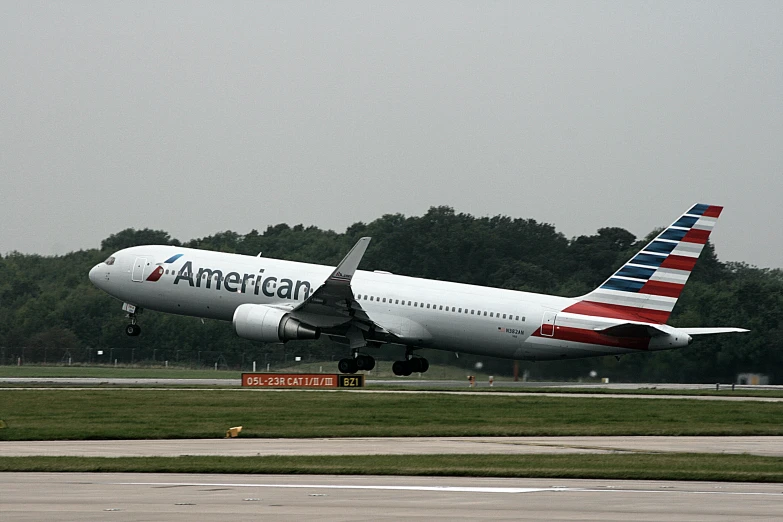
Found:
[104,256,115,265]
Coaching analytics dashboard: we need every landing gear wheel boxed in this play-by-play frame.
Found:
[338,358,358,374]
[355,355,376,371]
[409,357,429,373]
[392,360,412,376]
[125,324,141,337]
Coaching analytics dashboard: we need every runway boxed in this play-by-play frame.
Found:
[2,472,782,521]
[3,381,783,402]
[3,436,783,457]
[2,377,781,394]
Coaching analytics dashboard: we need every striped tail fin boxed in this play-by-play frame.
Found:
[563,204,723,324]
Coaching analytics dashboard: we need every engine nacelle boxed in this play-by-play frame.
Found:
[233,304,320,343]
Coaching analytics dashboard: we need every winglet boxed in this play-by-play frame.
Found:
[327,237,371,285]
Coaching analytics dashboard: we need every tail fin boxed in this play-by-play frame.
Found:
[564,204,723,324]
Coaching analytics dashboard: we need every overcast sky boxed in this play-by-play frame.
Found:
[2,1,781,268]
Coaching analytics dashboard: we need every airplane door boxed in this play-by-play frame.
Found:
[540,311,556,337]
[131,257,147,282]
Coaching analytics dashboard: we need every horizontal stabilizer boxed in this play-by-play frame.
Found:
[679,327,749,335]
[595,322,670,338]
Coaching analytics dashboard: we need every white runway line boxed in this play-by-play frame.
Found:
[115,481,783,497]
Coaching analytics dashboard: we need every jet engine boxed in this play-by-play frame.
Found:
[233,304,320,343]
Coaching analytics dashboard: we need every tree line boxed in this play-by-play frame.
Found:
[0,206,780,383]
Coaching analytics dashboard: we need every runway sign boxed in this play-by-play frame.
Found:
[241,373,364,388]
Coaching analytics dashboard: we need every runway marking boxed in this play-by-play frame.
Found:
[116,481,783,496]
[119,482,555,493]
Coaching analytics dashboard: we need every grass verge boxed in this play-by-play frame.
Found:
[1,389,782,440]
[1,454,782,482]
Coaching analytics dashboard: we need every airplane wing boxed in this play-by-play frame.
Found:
[287,237,374,329]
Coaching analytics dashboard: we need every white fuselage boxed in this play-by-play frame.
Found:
[90,245,688,361]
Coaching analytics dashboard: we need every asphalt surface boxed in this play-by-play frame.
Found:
[3,436,783,457]
[3,473,782,521]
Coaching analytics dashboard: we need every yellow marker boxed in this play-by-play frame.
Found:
[225,426,243,438]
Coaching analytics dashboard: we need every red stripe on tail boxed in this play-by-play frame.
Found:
[640,280,685,298]
[703,205,723,218]
[660,255,698,271]
[682,228,710,244]
[563,301,671,324]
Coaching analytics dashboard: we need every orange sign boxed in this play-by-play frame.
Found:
[241,373,365,388]
[242,373,337,388]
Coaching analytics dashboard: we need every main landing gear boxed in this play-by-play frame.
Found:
[392,353,429,376]
[338,350,376,374]
[337,347,429,376]
[392,347,429,376]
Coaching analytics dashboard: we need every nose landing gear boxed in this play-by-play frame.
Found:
[125,323,141,336]
[123,303,142,336]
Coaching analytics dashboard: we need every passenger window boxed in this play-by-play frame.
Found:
[483,311,487,316]
[383,298,386,303]
[471,310,474,314]
[395,299,399,304]
[370,296,374,301]
[503,314,507,319]
[426,304,430,308]
[458,308,462,313]
[439,305,443,310]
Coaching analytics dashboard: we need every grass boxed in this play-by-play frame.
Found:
[1,389,782,440]
[0,362,491,381]
[1,453,783,482]
[0,365,242,380]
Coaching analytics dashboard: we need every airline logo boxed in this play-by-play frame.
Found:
[329,271,352,283]
[565,204,722,323]
[145,253,184,282]
[173,260,313,299]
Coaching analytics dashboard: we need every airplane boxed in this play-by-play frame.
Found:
[89,204,747,375]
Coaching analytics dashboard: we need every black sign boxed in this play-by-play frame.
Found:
[337,374,365,387]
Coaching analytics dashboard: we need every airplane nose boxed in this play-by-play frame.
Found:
[89,264,101,285]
